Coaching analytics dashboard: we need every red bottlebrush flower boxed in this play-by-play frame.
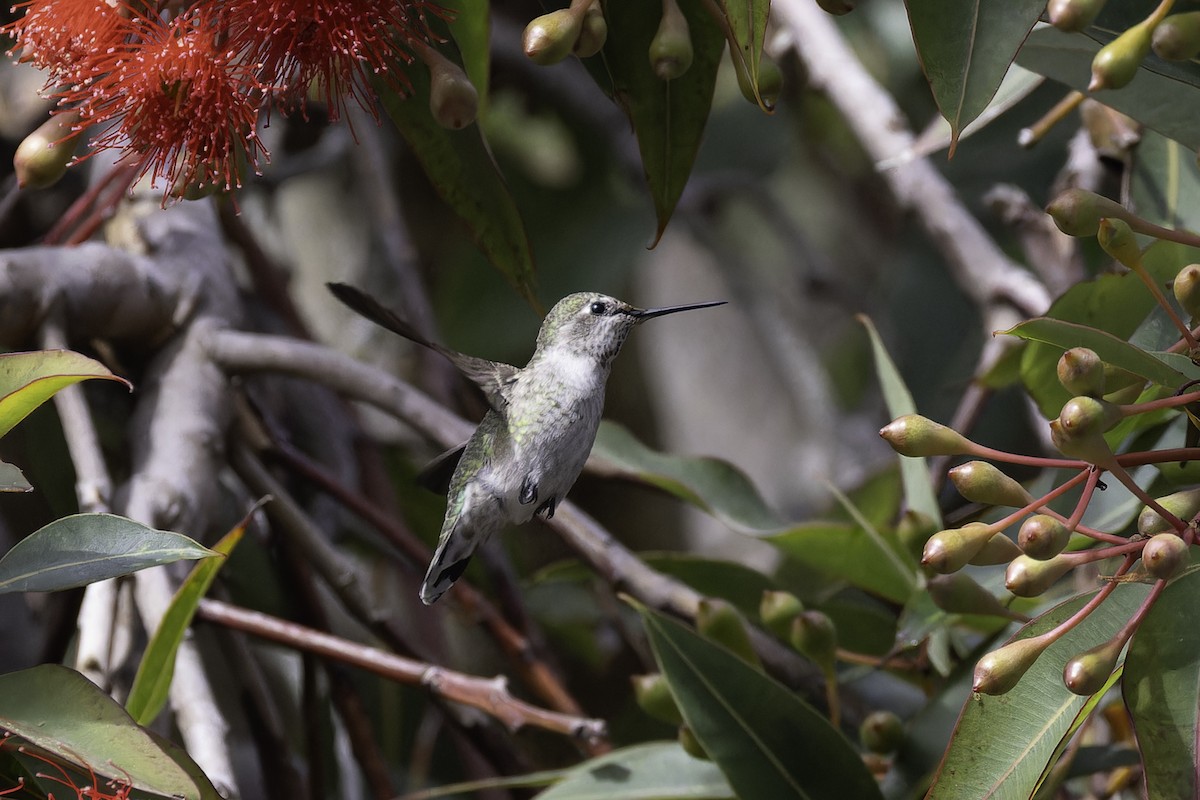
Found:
[68,8,268,195]
[214,0,442,120]
[3,0,132,86]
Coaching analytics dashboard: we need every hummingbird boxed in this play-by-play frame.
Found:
[328,283,725,604]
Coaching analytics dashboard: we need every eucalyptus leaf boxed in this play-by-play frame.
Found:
[640,604,883,800]
[0,350,130,439]
[0,461,30,493]
[928,581,1153,799]
[0,513,217,594]
[906,0,1044,151]
[0,664,210,799]
[537,742,733,799]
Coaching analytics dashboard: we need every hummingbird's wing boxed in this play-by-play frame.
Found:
[415,442,466,495]
[327,282,519,410]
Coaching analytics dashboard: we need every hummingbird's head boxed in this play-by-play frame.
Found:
[535,292,726,365]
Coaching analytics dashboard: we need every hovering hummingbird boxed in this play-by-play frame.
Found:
[328,283,725,604]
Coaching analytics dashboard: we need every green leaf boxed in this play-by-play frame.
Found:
[905,0,1044,152]
[1124,568,1200,799]
[927,580,1153,799]
[767,521,913,604]
[0,513,217,593]
[715,0,771,108]
[1013,243,1192,418]
[537,742,733,799]
[1129,128,1200,233]
[1003,317,1193,390]
[858,315,941,525]
[640,604,884,800]
[0,664,210,799]
[379,71,537,307]
[603,0,724,242]
[591,421,784,531]
[0,350,130,439]
[126,524,242,725]
[1017,25,1200,151]
[0,461,30,493]
[641,553,779,618]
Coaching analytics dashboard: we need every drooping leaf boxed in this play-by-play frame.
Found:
[0,664,210,800]
[927,580,1153,799]
[443,0,490,108]
[859,315,941,525]
[0,461,30,493]
[590,420,784,531]
[126,523,242,725]
[537,742,733,799]
[1124,567,1200,799]
[602,0,725,242]
[379,70,537,307]
[1013,242,1194,418]
[640,604,884,800]
[0,350,130,439]
[905,0,1044,153]
[715,0,771,109]
[1017,25,1200,151]
[0,513,217,594]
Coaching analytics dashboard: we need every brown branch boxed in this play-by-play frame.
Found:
[195,598,606,742]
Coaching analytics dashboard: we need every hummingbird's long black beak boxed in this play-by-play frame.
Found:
[629,300,726,322]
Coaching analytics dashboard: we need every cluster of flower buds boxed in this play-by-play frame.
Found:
[5,0,473,196]
[1048,1,1200,90]
[881,322,1199,695]
[521,0,782,109]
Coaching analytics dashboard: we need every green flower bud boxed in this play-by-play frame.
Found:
[789,610,837,670]
[678,724,709,759]
[859,710,904,755]
[967,533,1023,566]
[1062,636,1123,695]
[1173,264,1200,319]
[574,2,607,57]
[1018,515,1072,560]
[922,522,997,574]
[524,8,584,65]
[14,111,82,190]
[1045,189,1129,237]
[759,590,804,640]
[879,414,972,457]
[632,673,683,725]
[1090,18,1155,92]
[1057,347,1106,397]
[649,0,693,80]
[1137,487,1200,535]
[949,461,1033,508]
[697,598,761,668]
[1141,532,1190,579]
[897,510,938,561]
[1006,554,1074,597]
[973,635,1051,695]
[1152,12,1200,61]
[1048,0,1107,32]
[928,573,1020,619]
[429,57,478,130]
[1096,217,1142,268]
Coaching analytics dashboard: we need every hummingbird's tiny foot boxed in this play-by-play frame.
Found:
[536,497,557,518]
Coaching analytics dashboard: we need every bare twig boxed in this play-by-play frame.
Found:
[195,598,607,742]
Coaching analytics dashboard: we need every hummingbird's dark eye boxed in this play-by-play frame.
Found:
[589,301,610,315]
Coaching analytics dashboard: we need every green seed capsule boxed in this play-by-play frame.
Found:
[1005,554,1073,597]
[897,510,938,561]
[928,573,1020,619]
[1141,532,1190,579]
[1090,18,1155,92]
[789,610,837,671]
[574,2,607,57]
[879,414,972,457]
[922,523,997,574]
[697,598,761,668]
[632,673,683,725]
[1152,12,1200,61]
[859,710,904,755]
[678,724,709,759]
[967,533,1023,566]
[1057,347,1106,397]
[1045,189,1130,237]
[759,590,804,640]
[973,635,1051,695]
[429,59,478,130]
[1062,636,1123,695]
[649,0,693,80]
[1096,217,1142,268]
[1018,515,1071,560]
[1137,488,1200,536]
[1048,0,1107,32]
[1174,264,1200,319]
[949,461,1032,508]
[523,8,583,65]
[14,111,82,190]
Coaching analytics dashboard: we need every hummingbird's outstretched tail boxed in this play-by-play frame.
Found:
[328,283,725,604]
